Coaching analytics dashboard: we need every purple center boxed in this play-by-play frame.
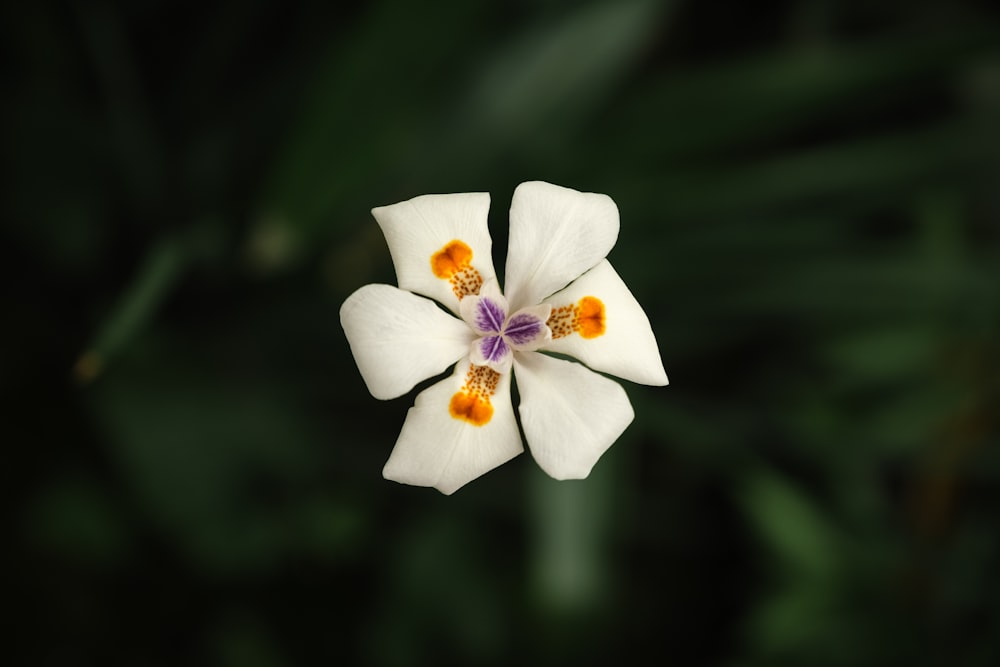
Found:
[504,313,544,345]
[472,297,547,364]
[480,335,508,363]
[475,298,506,333]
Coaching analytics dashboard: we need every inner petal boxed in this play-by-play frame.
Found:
[476,297,506,333]
[480,335,509,363]
[504,313,545,345]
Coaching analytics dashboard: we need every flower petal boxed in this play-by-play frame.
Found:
[513,351,634,480]
[383,359,523,494]
[340,284,474,400]
[542,260,668,386]
[504,181,620,311]
[372,192,497,314]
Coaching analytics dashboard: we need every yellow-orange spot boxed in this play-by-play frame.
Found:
[449,364,500,426]
[575,296,606,338]
[431,240,482,299]
[449,392,494,426]
[431,240,473,278]
[546,296,607,339]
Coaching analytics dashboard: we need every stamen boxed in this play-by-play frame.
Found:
[449,364,500,426]
[546,296,606,340]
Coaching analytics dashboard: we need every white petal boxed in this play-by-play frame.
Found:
[504,181,620,311]
[372,192,497,314]
[514,352,634,480]
[383,359,523,494]
[542,260,668,386]
[340,284,474,400]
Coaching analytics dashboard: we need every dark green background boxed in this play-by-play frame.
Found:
[4,0,999,664]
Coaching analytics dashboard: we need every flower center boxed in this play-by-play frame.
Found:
[472,297,548,365]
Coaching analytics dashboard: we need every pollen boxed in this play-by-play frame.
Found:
[546,296,606,340]
[431,240,482,299]
[449,364,500,426]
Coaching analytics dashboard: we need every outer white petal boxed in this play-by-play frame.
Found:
[372,192,496,314]
[340,284,475,400]
[383,359,524,494]
[504,181,620,311]
[514,352,634,480]
[542,260,668,386]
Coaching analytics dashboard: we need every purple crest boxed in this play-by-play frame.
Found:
[504,313,545,346]
[480,335,509,363]
[475,297,506,334]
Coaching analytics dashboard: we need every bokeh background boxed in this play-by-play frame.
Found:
[5,0,1000,664]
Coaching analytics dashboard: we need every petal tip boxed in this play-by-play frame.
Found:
[382,457,435,490]
[539,462,595,482]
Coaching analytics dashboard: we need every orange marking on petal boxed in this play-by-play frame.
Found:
[449,392,494,426]
[431,240,473,278]
[448,364,500,426]
[546,304,575,339]
[575,296,606,338]
[449,266,483,299]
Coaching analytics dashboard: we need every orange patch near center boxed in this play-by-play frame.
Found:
[547,297,607,339]
[449,392,494,426]
[431,240,473,278]
[575,296,606,338]
[449,364,500,426]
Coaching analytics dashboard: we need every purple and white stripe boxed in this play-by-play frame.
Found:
[479,335,508,363]
[474,298,506,334]
[503,313,545,346]
[471,296,548,365]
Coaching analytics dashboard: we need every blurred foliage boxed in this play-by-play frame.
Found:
[3,0,999,665]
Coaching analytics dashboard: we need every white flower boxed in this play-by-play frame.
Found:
[340,181,668,494]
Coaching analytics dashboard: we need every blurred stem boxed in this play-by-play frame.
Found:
[528,465,613,617]
[74,237,184,385]
[915,191,963,310]
[908,192,982,541]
